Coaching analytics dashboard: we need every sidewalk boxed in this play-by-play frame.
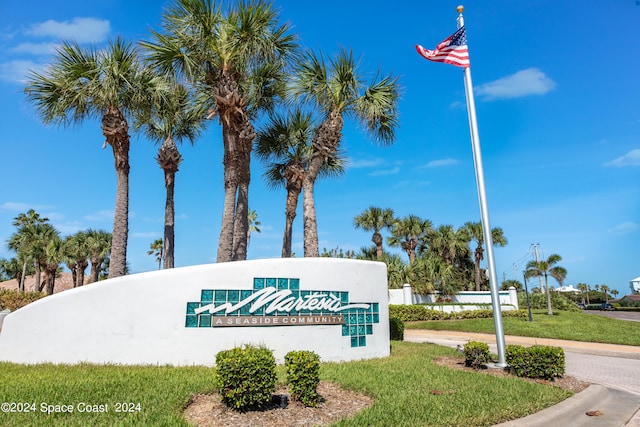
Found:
[405,329,640,427]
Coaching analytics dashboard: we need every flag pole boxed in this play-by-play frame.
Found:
[456,5,507,367]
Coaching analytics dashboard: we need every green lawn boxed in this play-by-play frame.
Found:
[0,342,570,427]
[406,310,640,346]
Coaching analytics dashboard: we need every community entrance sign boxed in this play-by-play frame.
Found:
[0,259,389,365]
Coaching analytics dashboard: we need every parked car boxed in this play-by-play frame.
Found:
[599,303,614,311]
[577,303,586,309]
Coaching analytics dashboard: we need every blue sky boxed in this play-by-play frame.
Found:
[1,1,639,296]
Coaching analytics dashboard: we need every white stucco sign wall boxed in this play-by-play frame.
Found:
[0,258,389,365]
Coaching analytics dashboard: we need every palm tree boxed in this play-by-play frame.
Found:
[600,285,611,303]
[136,83,205,269]
[576,283,588,305]
[426,224,470,268]
[353,207,395,260]
[42,236,64,295]
[247,209,261,249]
[255,109,345,257]
[86,229,112,283]
[526,253,567,316]
[10,209,48,291]
[387,215,433,265]
[24,38,169,279]
[290,48,399,256]
[63,231,90,288]
[142,0,297,262]
[462,222,508,291]
[147,239,164,270]
[8,222,58,292]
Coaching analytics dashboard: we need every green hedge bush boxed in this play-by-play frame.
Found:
[389,317,404,340]
[388,304,526,322]
[463,341,492,369]
[506,344,565,380]
[285,350,320,407]
[0,289,45,311]
[214,345,277,410]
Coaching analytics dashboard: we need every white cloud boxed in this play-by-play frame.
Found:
[348,158,384,169]
[26,18,110,43]
[84,210,113,222]
[608,221,639,235]
[424,158,459,168]
[0,202,53,212]
[604,149,640,167]
[10,42,58,56]
[368,166,400,177]
[475,68,556,100]
[0,59,43,83]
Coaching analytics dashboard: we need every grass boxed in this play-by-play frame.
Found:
[406,310,640,346]
[0,342,571,427]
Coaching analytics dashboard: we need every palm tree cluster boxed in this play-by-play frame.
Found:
[24,0,399,276]
[352,207,507,296]
[1,209,111,294]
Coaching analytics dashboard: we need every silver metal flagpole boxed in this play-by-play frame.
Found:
[456,5,507,367]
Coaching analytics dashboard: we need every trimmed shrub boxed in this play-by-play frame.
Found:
[463,341,491,369]
[285,350,320,407]
[389,304,527,322]
[0,289,45,311]
[506,344,565,380]
[214,345,276,410]
[389,317,404,341]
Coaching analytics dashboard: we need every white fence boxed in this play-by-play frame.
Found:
[389,284,519,313]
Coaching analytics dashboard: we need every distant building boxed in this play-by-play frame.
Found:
[630,276,640,293]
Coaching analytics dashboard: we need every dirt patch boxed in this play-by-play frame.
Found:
[433,355,591,394]
[184,381,374,427]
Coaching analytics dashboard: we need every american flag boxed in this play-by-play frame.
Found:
[416,26,469,68]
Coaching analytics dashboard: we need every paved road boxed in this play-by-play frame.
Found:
[582,310,640,322]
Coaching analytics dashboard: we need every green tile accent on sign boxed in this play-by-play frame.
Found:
[215,290,226,301]
[357,325,365,335]
[240,305,250,315]
[289,278,299,290]
[228,290,239,303]
[254,278,265,289]
[266,278,276,287]
[201,290,213,302]
[186,302,199,315]
[359,336,366,346]
[342,325,349,336]
[365,314,372,323]
[373,314,379,323]
[341,292,348,303]
[349,325,357,335]
[199,315,212,327]
[185,316,198,327]
[253,306,264,315]
[278,278,288,289]
[357,314,365,323]
[241,289,252,299]
[351,336,358,347]
[366,325,373,334]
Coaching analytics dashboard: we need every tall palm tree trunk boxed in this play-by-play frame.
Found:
[545,275,553,315]
[282,186,301,257]
[302,111,343,257]
[77,260,88,287]
[217,124,239,262]
[90,258,101,283]
[164,169,176,269]
[103,108,130,279]
[474,246,483,291]
[302,175,319,257]
[372,232,383,259]
[231,115,254,261]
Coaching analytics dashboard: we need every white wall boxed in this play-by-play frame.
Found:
[388,287,519,309]
[0,259,389,366]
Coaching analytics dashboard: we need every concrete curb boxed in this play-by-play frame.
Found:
[494,384,640,426]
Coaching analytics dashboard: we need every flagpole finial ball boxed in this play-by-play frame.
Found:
[457,5,464,13]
